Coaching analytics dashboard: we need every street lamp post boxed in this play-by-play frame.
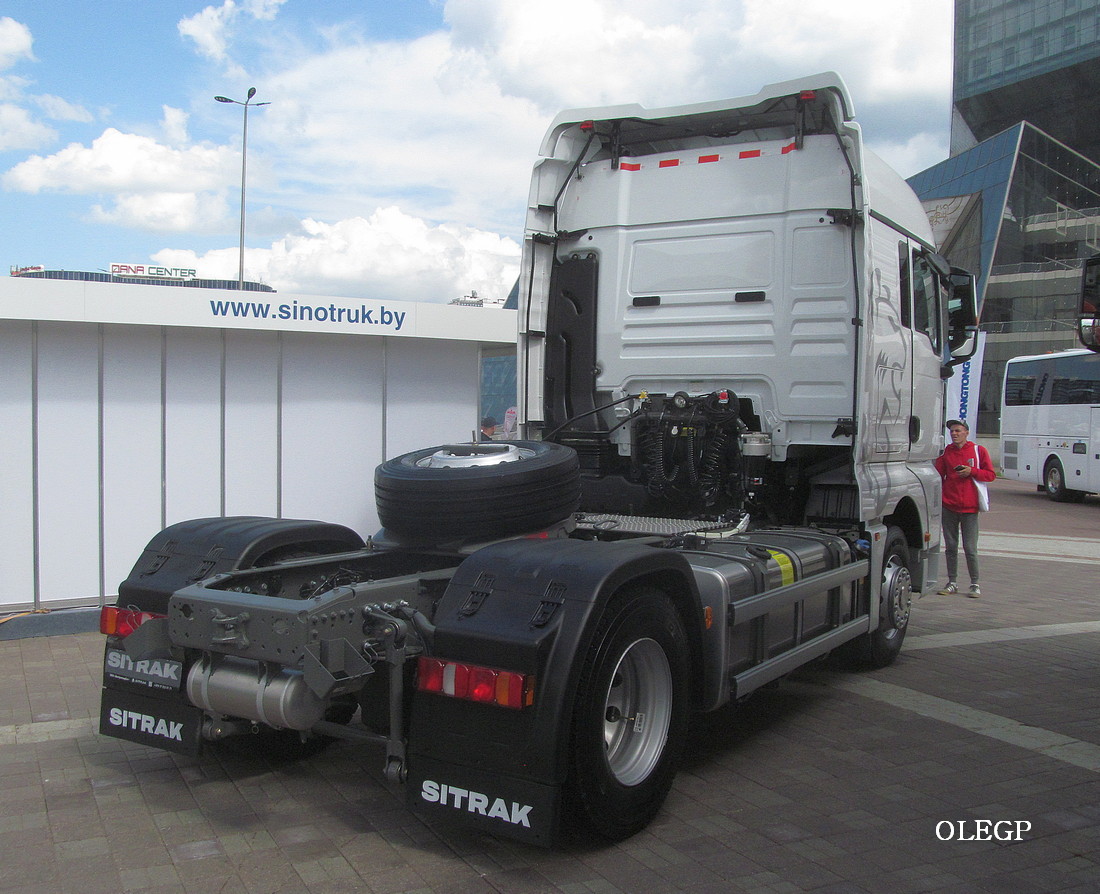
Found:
[214,87,270,291]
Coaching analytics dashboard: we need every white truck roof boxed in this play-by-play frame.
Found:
[539,71,855,157]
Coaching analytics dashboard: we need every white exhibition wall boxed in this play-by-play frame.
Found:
[0,317,506,611]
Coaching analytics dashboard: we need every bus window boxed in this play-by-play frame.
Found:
[1003,375,1035,406]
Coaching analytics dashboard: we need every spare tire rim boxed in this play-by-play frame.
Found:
[416,443,538,469]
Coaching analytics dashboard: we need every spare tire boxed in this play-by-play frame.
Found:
[375,441,580,541]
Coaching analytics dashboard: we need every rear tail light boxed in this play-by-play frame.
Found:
[416,656,534,709]
[100,606,164,637]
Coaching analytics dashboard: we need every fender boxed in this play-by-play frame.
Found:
[407,537,702,830]
[117,516,365,614]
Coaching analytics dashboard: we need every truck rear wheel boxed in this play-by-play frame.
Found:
[564,586,690,841]
[375,441,580,541]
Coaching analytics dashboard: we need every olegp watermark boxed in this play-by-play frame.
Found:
[935,820,1032,842]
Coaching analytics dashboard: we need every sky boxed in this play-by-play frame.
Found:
[1,0,955,303]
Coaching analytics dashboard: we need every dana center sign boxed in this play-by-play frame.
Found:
[111,262,198,279]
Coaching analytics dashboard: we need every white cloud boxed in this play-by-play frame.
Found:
[4,128,232,195]
[734,0,953,104]
[868,131,951,182]
[444,0,701,109]
[0,18,59,149]
[0,16,34,70]
[33,93,92,122]
[178,0,289,60]
[258,32,545,234]
[0,102,55,150]
[178,2,238,61]
[243,0,287,22]
[90,191,230,233]
[152,206,521,302]
[161,106,190,146]
[443,0,952,112]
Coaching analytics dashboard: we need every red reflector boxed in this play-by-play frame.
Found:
[739,149,762,159]
[416,656,531,709]
[417,657,446,693]
[620,162,641,171]
[468,667,497,703]
[658,158,679,168]
[100,606,163,637]
[698,154,720,164]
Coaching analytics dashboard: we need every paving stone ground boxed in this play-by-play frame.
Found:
[1,478,1098,893]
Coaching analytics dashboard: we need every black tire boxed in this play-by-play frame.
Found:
[563,587,691,841]
[842,527,912,669]
[375,441,580,540]
[1044,457,1085,503]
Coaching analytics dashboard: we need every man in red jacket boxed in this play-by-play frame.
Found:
[933,419,996,597]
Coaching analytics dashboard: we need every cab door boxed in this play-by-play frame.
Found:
[903,245,945,462]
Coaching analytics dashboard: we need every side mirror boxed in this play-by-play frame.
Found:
[946,268,978,364]
[926,251,952,279]
[1079,255,1100,352]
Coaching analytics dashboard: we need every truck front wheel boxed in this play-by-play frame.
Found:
[841,527,911,669]
[564,586,690,841]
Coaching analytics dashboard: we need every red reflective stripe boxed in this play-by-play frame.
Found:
[739,149,762,159]
[658,158,679,168]
[781,142,797,154]
[699,154,720,163]
[620,162,642,171]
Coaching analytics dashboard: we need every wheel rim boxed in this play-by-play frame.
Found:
[601,637,673,787]
[1047,464,1062,493]
[881,552,912,639]
[415,443,536,469]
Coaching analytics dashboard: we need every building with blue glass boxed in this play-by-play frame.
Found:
[910,123,1100,434]
[908,1,1100,435]
[952,0,1100,161]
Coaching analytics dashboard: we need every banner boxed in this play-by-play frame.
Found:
[0,277,516,344]
[945,331,987,430]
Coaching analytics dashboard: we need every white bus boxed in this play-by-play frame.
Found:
[1000,348,1100,501]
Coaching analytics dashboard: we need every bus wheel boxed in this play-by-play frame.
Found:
[1044,458,1084,503]
[564,587,690,842]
